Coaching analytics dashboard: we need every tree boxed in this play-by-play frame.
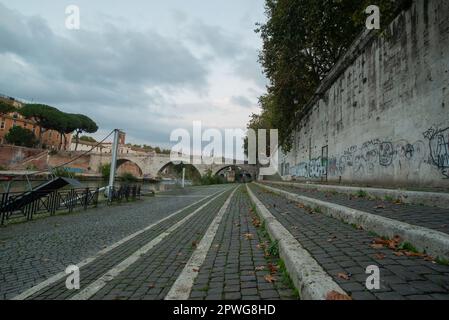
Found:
[0,100,15,115]
[72,114,98,151]
[254,0,412,151]
[80,135,97,143]
[19,104,61,148]
[5,126,38,148]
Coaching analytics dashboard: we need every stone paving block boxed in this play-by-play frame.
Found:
[188,187,297,300]
[249,184,449,300]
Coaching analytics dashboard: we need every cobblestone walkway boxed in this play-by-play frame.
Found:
[0,185,228,300]
[249,184,449,300]
[189,187,297,300]
[263,182,449,235]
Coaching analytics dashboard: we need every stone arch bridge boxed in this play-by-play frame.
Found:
[88,153,257,179]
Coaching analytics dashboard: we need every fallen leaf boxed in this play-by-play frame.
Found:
[374,253,386,260]
[264,274,276,283]
[370,243,384,249]
[192,240,199,248]
[374,204,385,209]
[296,203,305,209]
[268,263,278,274]
[326,291,352,300]
[337,272,351,280]
[192,268,200,272]
[255,266,266,271]
[149,283,155,289]
[244,233,254,240]
[403,251,426,257]
[327,235,337,242]
[393,251,404,257]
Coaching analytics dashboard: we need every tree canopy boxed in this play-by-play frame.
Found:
[19,103,98,150]
[0,100,16,115]
[5,126,38,148]
[251,0,412,151]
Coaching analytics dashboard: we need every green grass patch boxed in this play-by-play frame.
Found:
[384,195,394,202]
[398,242,418,253]
[356,190,368,198]
[268,240,279,257]
[435,257,449,266]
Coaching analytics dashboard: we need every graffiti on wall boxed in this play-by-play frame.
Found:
[424,127,449,178]
[286,138,428,179]
[329,139,426,177]
[289,158,326,178]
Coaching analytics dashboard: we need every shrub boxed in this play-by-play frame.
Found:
[121,172,138,182]
[5,126,37,148]
[99,163,111,180]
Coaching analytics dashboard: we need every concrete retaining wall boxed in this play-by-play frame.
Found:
[279,0,449,189]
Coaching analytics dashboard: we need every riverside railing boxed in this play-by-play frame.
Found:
[0,185,142,225]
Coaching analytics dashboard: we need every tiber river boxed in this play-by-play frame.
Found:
[0,179,190,194]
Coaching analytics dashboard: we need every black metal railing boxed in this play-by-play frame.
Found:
[0,188,100,225]
[0,184,142,225]
[108,185,141,203]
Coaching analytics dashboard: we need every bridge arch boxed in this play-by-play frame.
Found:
[116,158,143,177]
[156,162,202,180]
[214,165,254,181]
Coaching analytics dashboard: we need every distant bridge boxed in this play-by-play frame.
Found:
[88,153,257,179]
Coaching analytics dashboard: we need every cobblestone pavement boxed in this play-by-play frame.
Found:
[0,185,229,300]
[263,182,449,235]
[249,184,449,300]
[189,187,298,300]
[28,187,234,300]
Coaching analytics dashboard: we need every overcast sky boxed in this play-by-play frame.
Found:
[0,0,267,153]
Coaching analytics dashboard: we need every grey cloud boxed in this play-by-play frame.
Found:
[0,3,208,106]
[230,95,253,108]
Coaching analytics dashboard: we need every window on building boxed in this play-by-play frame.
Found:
[0,119,4,129]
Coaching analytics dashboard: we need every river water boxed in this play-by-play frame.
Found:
[0,179,191,194]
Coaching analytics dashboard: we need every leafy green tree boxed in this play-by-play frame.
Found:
[72,114,98,151]
[19,104,61,148]
[0,100,16,115]
[80,135,97,143]
[4,126,38,148]
[254,0,411,151]
[100,163,111,180]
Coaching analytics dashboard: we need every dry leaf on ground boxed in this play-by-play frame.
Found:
[326,291,352,300]
[374,253,386,260]
[264,274,276,283]
[244,233,254,240]
[337,272,351,280]
[268,263,278,274]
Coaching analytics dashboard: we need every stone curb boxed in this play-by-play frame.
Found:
[265,181,449,209]
[246,184,347,300]
[255,182,449,261]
